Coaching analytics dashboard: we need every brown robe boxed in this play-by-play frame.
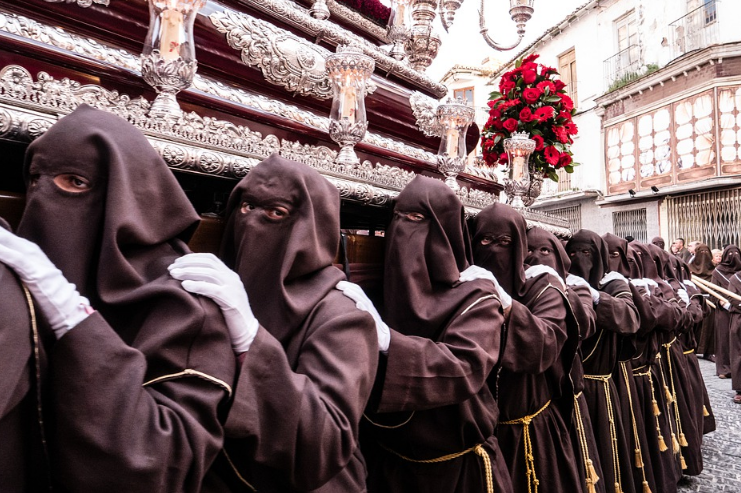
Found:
[568,231,640,493]
[206,155,378,492]
[476,209,581,493]
[689,245,714,355]
[0,219,48,492]
[725,273,741,393]
[712,246,741,376]
[17,105,235,492]
[364,176,510,493]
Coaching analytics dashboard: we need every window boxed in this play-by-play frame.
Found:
[558,49,578,110]
[453,87,474,104]
[667,188,741,249]
[612,208,648,243]
[615,12,638,53]
[548,204,581,232]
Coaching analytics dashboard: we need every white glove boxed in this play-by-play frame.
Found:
[566,274,600,305]
[643,278,658,288]
[599,271,628,288]
[677,288,690,306]
[723,301,732,311]
[336,280,390,353]
[169,253,258,354]
[683,280,697,289]
[630,278,646,289]
[524,264,565,290]
[459,265,512,310]
[0,227,90,339]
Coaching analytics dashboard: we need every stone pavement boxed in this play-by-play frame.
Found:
[678,359,741,492]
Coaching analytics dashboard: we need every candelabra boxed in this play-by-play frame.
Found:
[326,45,375,166]
[502,131,539,208]
[141,0,205,119]
[387,0,412,60]
[436,97,475,191]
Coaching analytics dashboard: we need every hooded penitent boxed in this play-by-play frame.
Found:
[17,104,234,492]
[715,245,741,278]
[383,175,476,337]
[689,244,714,282]
[566,230,610,288]
[221,154,345,342]
[631,243,661,283]
[651,237,666,250]
[525,226,571,280]
[472,202,528,299]
[603,233,632,277]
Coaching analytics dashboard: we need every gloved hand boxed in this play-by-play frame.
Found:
[459,265,512,310]
[169,253,258,354]
[336,280,390,353]
[677,288,690,306]
[524,264,565,289]
[566,274,600,305]
[0,227,91,339]
[643,278,658,288]
[723,301,732,311]
[599,271,628,288]
[682,279,697,289]
[630,278,652,297]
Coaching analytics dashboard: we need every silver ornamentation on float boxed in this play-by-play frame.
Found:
[310,0,330,20]
[208,4,447,98]
[439,0,462,32]
[502,131,540,208]
[141,0,205,119]
[387,0,412,61]
[409,91,442,137]
[326,45,375,166]
[325,0,389,42]
[42,0,109,7]
[406,0,441,72]
[436,97,475,190]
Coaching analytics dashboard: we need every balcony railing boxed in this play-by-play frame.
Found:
[669,0,719,59]
[603,44,642,92]
[541,167,579,197]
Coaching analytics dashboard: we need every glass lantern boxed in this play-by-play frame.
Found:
[388,0,412,60]
[436,97,475,191]
[141,0,206,119]
[326,45,375,166]
[502,131,538,208]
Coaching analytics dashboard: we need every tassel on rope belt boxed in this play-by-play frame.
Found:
[573,392,601,493]
[500,399,551,493]
[660,340,688,470]
[679,349,711,417]
[584,374,624,493]
[632,366,669,454]
[620,362,653,493]
[378,441,494,493]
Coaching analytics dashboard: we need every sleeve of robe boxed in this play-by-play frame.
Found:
[224,294,378,491]
[595,279,640,336]
[727,275,741,315]
[569,284,598,340]
[650,287,684,332]
[502,276,569,374]
[49,300,235,493]
[629,283,658,336]
[377,294,503,413]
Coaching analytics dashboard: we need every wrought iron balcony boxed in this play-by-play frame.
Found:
[603,44,643,92]
[669,0,719,59]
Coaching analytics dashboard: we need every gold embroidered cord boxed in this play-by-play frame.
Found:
[584,374,623,493]
[142,368,233,397]
[363,411,414,429]
[574,394,600,493]
[662,340,688,467]
[621,362,652,493]
[656,352,680,455]
[378,441,494,493]
[501,399,552,493]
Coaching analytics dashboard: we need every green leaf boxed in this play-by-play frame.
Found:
[564,165,574,173]
[515,58,523,69]
[548,170,559,182]
[543,96,561,103]
[489,91,503,100]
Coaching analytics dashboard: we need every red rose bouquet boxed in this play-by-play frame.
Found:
[481,54,578,182]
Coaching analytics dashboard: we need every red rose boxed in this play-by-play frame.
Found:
[554,80,566,91]
[490,118,504,131]
[522,54,540,65]
[565,122,578,135]
[499,152,509,164]
[484,152,498,166]
[500,98,521,110]
[559,94,574,111]
[558,152,573,168]
[519,107,535,123]
[544,146,560,165]
[522,69,538,85]
[503,118,519,133]
[557,110,572,121]
[540,65,558,76]
[534,106,555,122]
[522,62,538,72]
[500,78,516,93]
[536,80,556,94]
[522,87,543,104]
[553,125,569,144]
[532,134,544,151]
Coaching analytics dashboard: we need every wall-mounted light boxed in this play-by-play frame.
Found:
[141,0,206,119]
[628,189,637,197]
[651,185,660,193]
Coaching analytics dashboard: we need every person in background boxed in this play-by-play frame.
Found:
[711,246,741,379]
[712,249,722,266]
[170,155,379,492]
[687,241,700,262]
[689,244,716,361]
[672,238,692,263]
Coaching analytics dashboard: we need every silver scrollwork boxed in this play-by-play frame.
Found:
[409,91,442,137]
[42,0,109,7]
[140,51,198,118]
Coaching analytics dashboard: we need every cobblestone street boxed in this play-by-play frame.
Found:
[678,359,741,492]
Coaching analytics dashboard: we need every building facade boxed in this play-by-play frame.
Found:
[481,0,741,246]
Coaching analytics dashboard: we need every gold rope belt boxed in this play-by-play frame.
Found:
[378,441,494,493]
[584,374,624,493]
[683,349,695,355]
[660,343,688,469]
[501,399,551,493]
[676,349,709,415]
[634,367,669,453]
[573,394,600,493]
[656,352,685,467]
[620,362,653,493]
